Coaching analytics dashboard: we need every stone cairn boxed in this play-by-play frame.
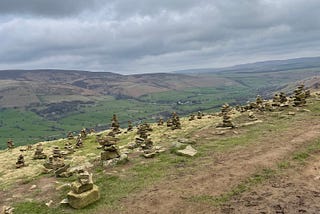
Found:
[16,154,25,168]
[157,118,164,126]
[75,134,83,148]
[279,92,288,104]
[248,110,258,121]
[99,135,120,161]
[64,142,74,154]
[80,128,87,139]
[217,103,234,128]
[197,111,203,119]
[272,93,281,107]
[135,123,152,146]
[127,120,133,132]
[132,122,156,157]
[255,95,264,111]
[293,84,307,107]
[305,89,311,98]
[171,112,181,130]
[189,114,195,121]
[33,143,47,159]
[43,147,71,177]
[166,118,173,127]
[7,139,14,149]
[111,114,121,134]
[67,131,74,140]
[67,170,100,209]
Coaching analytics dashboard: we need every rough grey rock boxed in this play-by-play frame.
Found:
[176,145,197,157]
[67,185,100,209]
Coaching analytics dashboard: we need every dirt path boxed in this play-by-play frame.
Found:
[221,155,320,213]
[0,176,57,209]
[119,121,320,214]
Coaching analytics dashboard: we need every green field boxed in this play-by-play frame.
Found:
[1,68,319,149]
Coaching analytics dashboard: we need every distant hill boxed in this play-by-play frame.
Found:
[173,56,320,74]
[0,69,229,108]
[0,59,319,149]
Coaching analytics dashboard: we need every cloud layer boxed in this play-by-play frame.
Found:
[0,0,320,73]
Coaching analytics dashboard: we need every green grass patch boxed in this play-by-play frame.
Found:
[14,201,60,214]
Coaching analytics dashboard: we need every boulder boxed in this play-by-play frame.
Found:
[55,164,70,177]
[72,181,93,194]
[176,145,197,157]
[67,185,100,209]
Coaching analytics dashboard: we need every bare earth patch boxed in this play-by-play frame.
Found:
[120,120,320,214]
[221,155,320,213]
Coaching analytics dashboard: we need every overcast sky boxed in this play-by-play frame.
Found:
[0,0,320,74]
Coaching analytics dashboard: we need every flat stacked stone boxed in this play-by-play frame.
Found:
[75,135,83,148]
[52,146,63,158]
[217,103,235,128]
[67,170,100,209]
[166,118,173,127]
[7,139,14,149]
[64,142,74,154]
[171,112,181,130]
[80,128,87,139]
[67,132,74,140]
[127,120,133,131]
[248,110,258,121]
[33,143,47,159]
[157,118,164,126]
[272,93,281,107]
[189,114,195,121]
[197,111,203,119]
[44,156,61,169]
[293,84,307,107]
[111,114,121,134]
[99,136,120,161]
[16,154,25,168]
[279,92,288,104]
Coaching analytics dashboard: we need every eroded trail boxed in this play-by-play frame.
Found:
[120,120,320,214]
[222,154,320,213]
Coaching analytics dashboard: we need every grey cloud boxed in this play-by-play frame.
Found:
[0,0,320,73]
[0,0,102,17]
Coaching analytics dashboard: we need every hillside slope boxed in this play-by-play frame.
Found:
[0,87,320,213]
[0,70,231,108]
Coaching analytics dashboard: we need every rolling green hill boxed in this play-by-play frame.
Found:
[1,58,320,149]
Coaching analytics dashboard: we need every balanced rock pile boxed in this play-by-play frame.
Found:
[293,84,307,107]
[99,136,120,161]
[171,112,181,130]
[15,154,25,168]
[67,170,100,209]
[7,139,14,149]
[33,143,47,159]
[217,103,234,128]
[43,147,71,177]
[111,114,121,134]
